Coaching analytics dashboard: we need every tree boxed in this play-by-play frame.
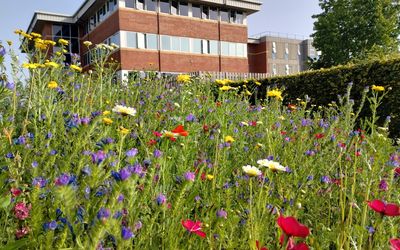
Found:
[311,0,400,68]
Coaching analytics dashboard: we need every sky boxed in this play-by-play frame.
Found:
[0,0,320,76]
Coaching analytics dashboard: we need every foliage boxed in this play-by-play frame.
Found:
[0,33,399,249]
[229,57,400,140]
[311,0,400,68]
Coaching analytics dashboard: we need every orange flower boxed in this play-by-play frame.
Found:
[171,125,188,137]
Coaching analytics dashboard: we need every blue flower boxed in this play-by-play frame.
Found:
[97,208,110,220]
[126,148,138,158]
[156,194,167,205]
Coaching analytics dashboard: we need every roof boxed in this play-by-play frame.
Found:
[27,0,262,33]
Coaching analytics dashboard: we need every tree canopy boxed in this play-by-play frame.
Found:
[311,0,400,68]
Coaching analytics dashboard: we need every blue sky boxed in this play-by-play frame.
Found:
[0,0,320,73]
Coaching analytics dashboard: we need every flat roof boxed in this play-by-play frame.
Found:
[27,0,262,33]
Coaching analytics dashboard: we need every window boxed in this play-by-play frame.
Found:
[137,0,144,10]
[209,7,218,20]
[202,6,209,19]
[171,36,180,51]
[272,42,277,53]
[127,32,137,48]
[126,0,135,8]
[192,4,202,18]
[161,35,171,50]
[53,25,62,37]
[297,44,301,55]
[272,64,277,75]
[62,24,70,37]
[192,38,202,54]
[229,42,236,56]
[160,0,170,14]
[171,0,178,14]
[237,43,244,57]
[220,9,229,22]
[179,2,189,16]
[202,40,208,54]
[146,34,158,49]
[181,37,190,52]
[145,0,156,11]
[230,11,235,23]
[137,33,145,49]
[285,64,290,75]
[71,25,78,37]
[272,52,276,60]
[235,11,243,24]
[71,38,79,54]
[209,40,218,55]
[221,41,229,56]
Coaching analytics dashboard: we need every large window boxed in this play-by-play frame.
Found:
[192,4,202,18]
[125,0,135,8]
[202,6,209,19]
[192,39,202,54]
[161,35,171,50]
[127,32,137,48]
[181,37,190,52]
[145,0,157,11]
[221,42,229,56]
[171,0,178,14]
[209,40,218,55]
[171,36,180,51]
[84,0,117,35]
[179,2,189,16]
[160,0,170,14]
[209,7,218,20]
[220,9,229,22]
[146,34,158,49]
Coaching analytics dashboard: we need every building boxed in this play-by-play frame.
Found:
[248,32,318,76]
[26,0,262,77]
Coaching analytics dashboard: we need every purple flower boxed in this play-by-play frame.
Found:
[32,176,47,188]
[48,221,57,230]
[183,171,196,182]
[134,221,143,231]
[5,82,14,90]
[120,168,131,181]
[321,176,331,184]
[81,117,91,125]
[91,150,106,164]
[216,209,228,219]
[126,148,138,158]
[118,194,124,203]
[153,149,163,158]
[186,113,196,122]
[129,163,144,176]
[122,226,134,240]
[5,152,14,159]
[0,46,5,57]
[97,208,110,220]
[45,132,53,139]
[379,179,388,191]
[55,174,70,186]
[156,194,166,205]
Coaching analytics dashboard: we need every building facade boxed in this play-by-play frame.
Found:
[248,33,317,76]
[27,0,262,77]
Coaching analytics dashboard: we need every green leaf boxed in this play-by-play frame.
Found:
[0,194,11,209]
[2,238,29,250]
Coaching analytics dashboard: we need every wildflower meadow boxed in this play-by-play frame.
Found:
[0,33,399,250]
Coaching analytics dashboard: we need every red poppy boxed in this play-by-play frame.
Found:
[153,131,162,137]
[395,167,400,176]
[147,139,157,146]
[289,242,309,250]
[390,238,400,250]
[172,125,188,137]
[315,133,324,139]
[10,187,22,197]
[368,200,400,216]
[277,215,310,238]
[203,124,209,133]
[181,219,206,238]
[256,240,268,250]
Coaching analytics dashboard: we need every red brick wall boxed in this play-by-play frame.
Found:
[221,57,248,73]
[120,49,160,71]
[160,52,219,72]
[159,14,219,40]
[119,9,158,33]
[41,23,53,40]
[248,41,268,73]
[220,23,247,43]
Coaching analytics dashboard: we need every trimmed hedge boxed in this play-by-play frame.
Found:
[234,58,400,139]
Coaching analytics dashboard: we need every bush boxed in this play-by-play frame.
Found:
[231,58,400,139]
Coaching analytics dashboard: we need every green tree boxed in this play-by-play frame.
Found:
[311,0,400,68]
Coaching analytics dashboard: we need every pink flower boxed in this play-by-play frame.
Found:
[368,200,400,217]
[13,202,31,220]
[181,219,206,238]
[15,226,30,238]
[390,238,400,250]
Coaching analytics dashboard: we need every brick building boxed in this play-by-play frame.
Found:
[27,0,262,77]
[248,32,318,76]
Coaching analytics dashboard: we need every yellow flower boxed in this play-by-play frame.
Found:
[43,40,56,46]
[118,126,130,135]
[103,111,111,116]
[44,61,60,68]
[176,74,191,84]
[83,41,93,47]
[48,81,58,89]
[245,90,252,96]
[103,118,113,125]
[22,63,39,69]
[58,38,69,46]
[30,32,42,38]
[14,29,23,35]
[219,86,234,91]
[224,136,235,143]
[255,143,264,149]
[242,165,262,177]
[257,159,286,172]
[206,174,214,180]
[6,40,12,46]
[255,81,261,86]
[112,105,137,116]
[267,89,283,101]
[70,65,82,72]
[371,85,385,92]
[215,79,233,86]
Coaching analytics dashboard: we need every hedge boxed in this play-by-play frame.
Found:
[231,58,400,139]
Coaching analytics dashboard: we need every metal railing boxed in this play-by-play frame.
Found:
[190,71,269,81]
